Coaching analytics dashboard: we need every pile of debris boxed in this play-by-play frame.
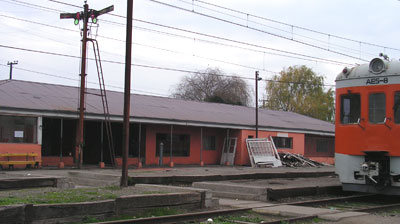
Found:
[278,152,328,167]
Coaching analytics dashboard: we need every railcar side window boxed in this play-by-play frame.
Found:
[369,93,386,124]
[394,92,400,124]
[340,94,360,124]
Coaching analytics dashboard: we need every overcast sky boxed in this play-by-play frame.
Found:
[1,0,400,103]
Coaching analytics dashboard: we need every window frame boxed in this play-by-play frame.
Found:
[272,136,293,149]
[0,115,38,144]
[368,92,386,124]
[316,139,329,152]
[340,93,361,125]
[202,135,216,151]
[394,91,400,124]
[155,133,190,157]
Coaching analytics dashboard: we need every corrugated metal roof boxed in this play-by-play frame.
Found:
[0,79,334,135]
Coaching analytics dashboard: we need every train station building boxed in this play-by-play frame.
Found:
[0,79,335,167]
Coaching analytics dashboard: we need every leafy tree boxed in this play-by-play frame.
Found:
[264,65,335,122]
[172,68,251,106]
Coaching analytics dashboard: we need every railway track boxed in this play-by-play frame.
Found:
[97,194,400,224]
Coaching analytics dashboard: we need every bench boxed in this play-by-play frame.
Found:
[0,153,41,170]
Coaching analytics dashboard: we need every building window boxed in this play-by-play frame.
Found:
[316,139,328,152]
[272,137,293,149]
[394,92,400,124]
[156,133,190,157]
[340,94,361,124]
[203,135,216,150]
[0,115,37,143]
[369,93,386,124]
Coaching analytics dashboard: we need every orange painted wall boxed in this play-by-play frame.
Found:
[115,157,139,167]
[308,156,335,165]
[144,124,225,166]
[0,143,41,168]
[42,156,74,167]
[336,84,400,156]
[235,130,305,166]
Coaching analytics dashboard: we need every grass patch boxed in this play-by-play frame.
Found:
[0,187,118,206]
[205,211,271,224]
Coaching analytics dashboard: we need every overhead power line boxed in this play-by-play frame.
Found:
[0,44,335,87]
[5,0,354,67]
[0,13,353,68]
[176,0,377,58]
[146,0,369,62]
[193,0,400,52]
[0,63,170,97]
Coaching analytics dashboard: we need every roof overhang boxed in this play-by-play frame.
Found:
[0,107,335,137]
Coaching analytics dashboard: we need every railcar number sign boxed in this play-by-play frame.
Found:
[366,77,389,85]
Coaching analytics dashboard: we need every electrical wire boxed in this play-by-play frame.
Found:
[146,0,369,62]
[3,1,354,66]
[0,44,335,87]
[176,0,377,58]
[0,63,171,97]
[192,0,400,52]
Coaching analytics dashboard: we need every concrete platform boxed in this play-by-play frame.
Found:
[0,165,335,187]
[192,176,341,201]
[319,211,369,221]
[219,198,276,208]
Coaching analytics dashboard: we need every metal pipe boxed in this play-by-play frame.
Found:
[170,125,173,162]
[101,121,104,162]
[60,118,63,161]
[200,127,203,164]
[255,71,262,138]
[138,123,141,163]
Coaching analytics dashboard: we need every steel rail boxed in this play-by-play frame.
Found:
[284,194,374,206]
[96,208,250,224]
[96,194,400,224]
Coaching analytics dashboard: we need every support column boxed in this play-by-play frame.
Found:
[137,123,142,168]
[99,121,105,168]
[58,118,64,168]
[169,125,174,167]
[37,116,42,145]
[225,129,230,166]
[200,127,204,166]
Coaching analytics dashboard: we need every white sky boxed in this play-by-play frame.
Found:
[1,0,400,104]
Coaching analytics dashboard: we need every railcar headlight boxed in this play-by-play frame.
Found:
[369,58,386,74]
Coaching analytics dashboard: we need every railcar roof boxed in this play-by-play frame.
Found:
[336,58,400,81]
[0,79,334,135]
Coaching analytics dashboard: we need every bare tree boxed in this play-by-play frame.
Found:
[172,68,251,106]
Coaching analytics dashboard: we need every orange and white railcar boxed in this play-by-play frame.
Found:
[335,56,400,194]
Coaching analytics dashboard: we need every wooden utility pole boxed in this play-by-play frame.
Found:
[60,3,114,168]
[121,0,134,187]
[255,71,262,138]
[7,61,18,80]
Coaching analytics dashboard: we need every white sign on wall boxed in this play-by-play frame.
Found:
[14,131,24,138]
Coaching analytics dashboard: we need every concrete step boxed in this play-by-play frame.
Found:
[68,171,120,187]
[192,181,267,195]
[68,176,119,187]
[212,191,266,201]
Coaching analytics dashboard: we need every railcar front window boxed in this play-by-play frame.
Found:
[340,94,360,124]
[394,92,400,124]
[369,93,386,124]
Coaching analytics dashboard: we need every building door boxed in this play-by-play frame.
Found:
[220,137,237,165]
